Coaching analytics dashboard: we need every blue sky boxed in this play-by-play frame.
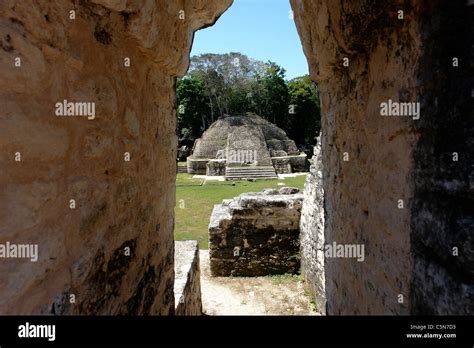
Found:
[190,0,308,80]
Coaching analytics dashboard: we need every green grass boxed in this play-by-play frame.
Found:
[176,174,203,186]
[268,273,303,285]
[175,174,307,249]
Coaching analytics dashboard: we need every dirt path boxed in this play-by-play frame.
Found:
[199,250,318,315]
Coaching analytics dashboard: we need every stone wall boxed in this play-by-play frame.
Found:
[271,157,291,174]
[209,188,302,276]
[192,114,300,160]
[272,154,310,174]
[289,154,310,172]
[291,0,473,314]
[226,125,273,166]
[299,138,325,314]
[206,159,226,176]
[177,164,188,174]
[174,241,202,316]
[187,157,209,175]
[410,1,473,315]
[0,0,231,315]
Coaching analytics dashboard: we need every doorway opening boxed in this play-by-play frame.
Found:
[174,0,325,315]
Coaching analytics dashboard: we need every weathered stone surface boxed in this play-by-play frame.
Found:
[299,137,326,314]
[174,240,202,316]
[206,159,226,176]
[410,1,473,315]
[190,113,306,176]
[271,154,309,174]
[193,113,299,159]
[0,0,231,315]
[226,124,272,166]
[177,164,188,174]
[271,157,292,174]
[187,157,208,175]
[289,154,310,172]
[292,0,473,314]
[292,0,417,315]
[209,188,303,276]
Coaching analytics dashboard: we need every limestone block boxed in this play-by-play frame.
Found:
[299,138,326,314]
[206,159,226,176]
[209,188,303,276]
[174,241,202,315]
[187,157,208,175]
[271,157,292,174]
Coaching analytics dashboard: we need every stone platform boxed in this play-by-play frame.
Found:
[174,240,202,315]
[187,114,309,178]
[225,166,278,180]
[208,188,303,276]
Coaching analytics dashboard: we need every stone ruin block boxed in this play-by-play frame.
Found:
[289,154,310,172]
[208,188,303,276]
[188,114,307,177]
[299,138,326,314]
[174,240,202,315]
[271,154,310,174]
[186,157,208,174]
[206,159,226,176]
[226,124,273,166]
[271,157,292,174]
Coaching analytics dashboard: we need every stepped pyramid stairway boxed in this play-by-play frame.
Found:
[225,166,278,180]
[177,165,188,174]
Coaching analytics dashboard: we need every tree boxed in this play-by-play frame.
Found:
[177,53,321,147]
[287,75,321,145]
[259,62,290,130]
[176,76,211,146]
[188,53,270,118]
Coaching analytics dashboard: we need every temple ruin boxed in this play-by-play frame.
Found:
[187,113,309,179]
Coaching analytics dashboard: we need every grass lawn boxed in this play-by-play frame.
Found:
[175,173,308,249]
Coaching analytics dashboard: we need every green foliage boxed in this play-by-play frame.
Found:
[287,75,321,144]
[188,52,267,119]
[269,273,302,285]
[177,52,321,146]
[176,76,210,145]
[259,62,290,130]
